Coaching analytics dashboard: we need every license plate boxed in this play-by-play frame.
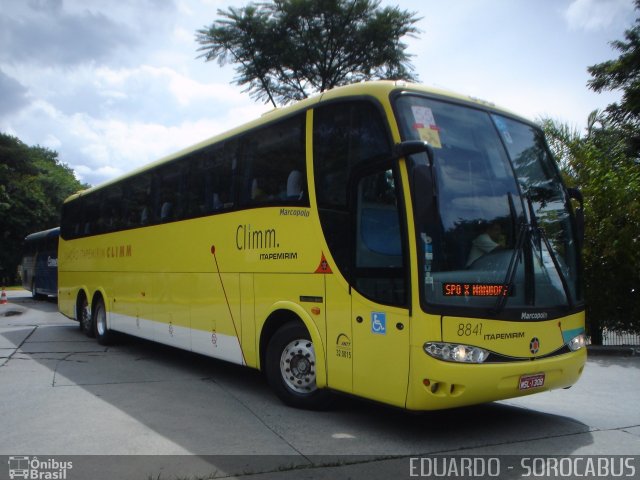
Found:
[519,373,545,390]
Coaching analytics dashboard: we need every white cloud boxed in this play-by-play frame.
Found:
[1,0,636,188]
[564,0,635,31]
[42,134,62,150]
[7,96,266,185]
[173,26,194,44]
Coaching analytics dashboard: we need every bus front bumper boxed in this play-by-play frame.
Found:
[405,346,587,411]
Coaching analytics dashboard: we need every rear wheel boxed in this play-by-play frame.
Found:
[77,293,94,338]
[31,280,44,300]
[93,298,113,345]
[265,322,331,409]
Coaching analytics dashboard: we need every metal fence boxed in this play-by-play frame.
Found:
[601,329,640,346]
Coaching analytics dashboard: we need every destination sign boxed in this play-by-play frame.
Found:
[442,283,512,297]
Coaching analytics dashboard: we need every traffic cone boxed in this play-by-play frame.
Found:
[0,288,7,305]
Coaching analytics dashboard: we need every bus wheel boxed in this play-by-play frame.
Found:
[31,280,43,300]
[265,322,331,410]
[93,298,113,345]
[78,294,94,338]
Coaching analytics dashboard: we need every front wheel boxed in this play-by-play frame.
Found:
[265,322,331,410]
[93,298,113,345]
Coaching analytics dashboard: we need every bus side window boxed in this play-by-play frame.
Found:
[123,174,152,227]
[239,113,307,207]
[354,168,406,305]
[61,201,82,239]
[313,100,394,293]
[156,163,185,222]
[222,139,240,209]
[83,193,101,235]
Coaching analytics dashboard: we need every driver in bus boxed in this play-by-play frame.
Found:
[466,222,505,266]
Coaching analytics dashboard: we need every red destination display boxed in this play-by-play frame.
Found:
[442,283,510,297]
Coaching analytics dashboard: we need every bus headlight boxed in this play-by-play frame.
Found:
[423,342,489,363]
[568,333,587,351]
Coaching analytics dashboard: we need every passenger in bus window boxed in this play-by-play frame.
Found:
[286,170,303,200]
[140,206,149,225]
[466,222,505,266]
[212,193,223,210]
[160,201,172,221]
[251,178,267,201]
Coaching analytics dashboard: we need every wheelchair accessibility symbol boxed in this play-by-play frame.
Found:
[371,312,386,335]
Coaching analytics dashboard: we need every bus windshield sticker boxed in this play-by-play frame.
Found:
[493,116,513,144]
[421,233,434,287]
[411,105,436,126]
[417,127,442,148]
[411,106,442,148]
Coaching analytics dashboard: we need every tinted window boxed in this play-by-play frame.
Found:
[313,100,405,305]
[100,185,125,233]
[123,174,153,227]
[185,143,235,217]
[354,168,407,305]
[239,114,307,206]
[314,101,391,209]
[61,114,306,239]
[156,162,186,222]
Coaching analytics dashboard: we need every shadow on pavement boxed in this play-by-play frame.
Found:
[0,293,596,478]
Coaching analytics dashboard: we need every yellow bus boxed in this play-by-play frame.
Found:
[58,81,587,410]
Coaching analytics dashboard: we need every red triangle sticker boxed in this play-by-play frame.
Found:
[314,253,333,274]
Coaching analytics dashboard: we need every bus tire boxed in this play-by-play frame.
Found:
[93,298,113,345]
[265,321,331,410]
[77,293,94,338]
[31,280,44,300]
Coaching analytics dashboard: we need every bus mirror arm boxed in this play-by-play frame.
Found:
[393,140,437,193]
[567,187,585,248]
[393,140,430,159]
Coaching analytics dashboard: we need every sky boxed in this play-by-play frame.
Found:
[0,0,636,186]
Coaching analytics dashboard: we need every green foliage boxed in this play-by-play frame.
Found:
[587,0,640,156]
[559,0,640,340]
[0,133,87,285]
[542,114,640,339]
[196,0,420,106]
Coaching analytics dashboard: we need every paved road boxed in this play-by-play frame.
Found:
[1,290,639,479]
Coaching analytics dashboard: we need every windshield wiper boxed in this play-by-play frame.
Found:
[492,193,528,314]
[536,226,575,309]
[493,193,574,314]
[492,221,529,314]
[522,192,574,309]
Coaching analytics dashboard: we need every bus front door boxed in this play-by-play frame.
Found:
[349,167,411,407]
[351,292,410,407]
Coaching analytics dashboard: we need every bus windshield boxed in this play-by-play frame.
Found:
[394,94,582,316]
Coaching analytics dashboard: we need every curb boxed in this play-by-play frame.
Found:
[587,345,638,357]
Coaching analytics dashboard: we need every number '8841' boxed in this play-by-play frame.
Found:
[457,323,483,336]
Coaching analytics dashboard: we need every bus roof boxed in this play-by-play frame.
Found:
[66,80,530,201]
[24,227,60,243]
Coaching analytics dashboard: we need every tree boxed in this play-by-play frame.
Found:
[558,0,640,343]
[587,0,640,156]
[196,0,420,106]
[0,133,87,285]
[542,113,640,342]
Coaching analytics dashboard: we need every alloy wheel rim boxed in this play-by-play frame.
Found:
[279,338,317,394]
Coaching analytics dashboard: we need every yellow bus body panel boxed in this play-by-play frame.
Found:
[406,344,586,411]
[58,81,586,411]
[58,205,326,369]
[406,311,587,410]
